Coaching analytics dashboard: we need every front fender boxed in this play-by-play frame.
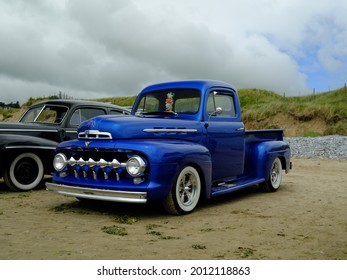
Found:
[1,134,58,151]
[121,140,212,200]
[56,139,213,201]
[145,146,213,200]
[0,134,58,176]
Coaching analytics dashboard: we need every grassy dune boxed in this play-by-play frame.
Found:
[239,87,347,136]
[2,87,346,136]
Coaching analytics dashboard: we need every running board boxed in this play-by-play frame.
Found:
[211,177,265,197]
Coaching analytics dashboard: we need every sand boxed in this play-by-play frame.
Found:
[0,158,346,260]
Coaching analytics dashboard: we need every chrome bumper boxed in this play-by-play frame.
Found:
[45,182,147,203]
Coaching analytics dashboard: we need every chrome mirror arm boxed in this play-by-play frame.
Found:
[205,107,223,128]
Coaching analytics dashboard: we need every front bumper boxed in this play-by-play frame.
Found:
[45,182,147,203]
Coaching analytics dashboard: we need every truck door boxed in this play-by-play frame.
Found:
[205,90,245,181]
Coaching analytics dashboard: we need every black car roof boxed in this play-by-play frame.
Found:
[30,99,130,112]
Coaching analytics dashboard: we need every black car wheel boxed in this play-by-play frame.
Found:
[4,152,44,191]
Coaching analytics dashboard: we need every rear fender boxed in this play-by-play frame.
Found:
[250,141,290,180]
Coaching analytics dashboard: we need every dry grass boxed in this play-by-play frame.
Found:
[2,87,346,136]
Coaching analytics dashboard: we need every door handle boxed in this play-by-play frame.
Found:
[236,127,245,131]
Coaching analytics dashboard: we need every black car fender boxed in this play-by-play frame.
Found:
[0,134,57,177]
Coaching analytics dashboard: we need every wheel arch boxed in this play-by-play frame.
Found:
[251,140,290,180]
[4,146,56,175]
[179,159,211,201]
[133,140,212,200]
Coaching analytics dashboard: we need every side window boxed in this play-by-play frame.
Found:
[136,95,159,114]
[22,105,68,124]
[19,106,44,122]
[207,94,216,114]
[110,109,127,115]
[207,92,236,117]
[69,108,106,126]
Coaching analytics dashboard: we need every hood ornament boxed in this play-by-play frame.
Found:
[86,119,96,130]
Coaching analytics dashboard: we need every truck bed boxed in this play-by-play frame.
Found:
[245,129,285,142]
[210,129,288,198]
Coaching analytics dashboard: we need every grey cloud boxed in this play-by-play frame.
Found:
[0,0,346,104]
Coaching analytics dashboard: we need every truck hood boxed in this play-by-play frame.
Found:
[78,115,203,142]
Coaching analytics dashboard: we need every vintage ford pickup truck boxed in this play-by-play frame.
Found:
[0,100,130,191]
[46,80,291,215]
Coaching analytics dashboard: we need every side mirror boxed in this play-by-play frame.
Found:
[205,107,223,128]
[215,107,223,115]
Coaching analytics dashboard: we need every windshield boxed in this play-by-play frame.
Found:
[134,89,201,115]
[20,105,69,124]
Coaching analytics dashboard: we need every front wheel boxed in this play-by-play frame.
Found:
[162,166,201,215]
[260,157,283,192]
[4,152,44,191]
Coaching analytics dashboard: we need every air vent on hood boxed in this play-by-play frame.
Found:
[78,130,112,139]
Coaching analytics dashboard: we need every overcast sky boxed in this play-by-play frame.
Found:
[1,0,346,104]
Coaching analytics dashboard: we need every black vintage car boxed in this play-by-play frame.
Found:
[0,99,130,191]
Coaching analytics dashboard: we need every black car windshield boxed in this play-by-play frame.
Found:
[20,105,69,124]
[134,89,201,116]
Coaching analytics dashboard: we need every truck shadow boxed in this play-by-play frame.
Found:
[49,185,266,218]
[51,198,167,218]
[1,178,278,217]
[200,185,264,209]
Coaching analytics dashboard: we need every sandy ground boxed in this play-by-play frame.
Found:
[0,158,346,260]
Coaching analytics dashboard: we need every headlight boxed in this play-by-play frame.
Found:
[126,156,146,176]
[53,153,68,172]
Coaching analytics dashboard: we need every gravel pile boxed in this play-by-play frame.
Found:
[284,135,347,160]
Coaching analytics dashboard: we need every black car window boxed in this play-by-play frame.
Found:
[110,109,128,115]
[20,105,68,124]
[19,105,44,122]
[69,108,106,126]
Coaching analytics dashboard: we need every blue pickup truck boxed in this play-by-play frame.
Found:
[46,80,291,215]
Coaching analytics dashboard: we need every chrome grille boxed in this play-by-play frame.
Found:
[57,149,147,185]
[64,156,126,181]
[68,157,125,168]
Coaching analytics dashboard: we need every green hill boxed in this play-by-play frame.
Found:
[239,87,347,136]
[2,87,346,136]
[95,87,347,136]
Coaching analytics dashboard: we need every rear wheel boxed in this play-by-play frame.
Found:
[4,152,44,191]
[162,166,201,215]
[260,157,283,192]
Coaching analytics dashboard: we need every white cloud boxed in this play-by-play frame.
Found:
[0,0,346,104]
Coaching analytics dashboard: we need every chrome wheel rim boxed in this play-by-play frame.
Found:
[270,159,282,189]
[176,167,201,212]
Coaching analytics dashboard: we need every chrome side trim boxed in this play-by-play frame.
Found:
[0,129,59,132]
[143,128,197,133]
[46,182,147,203]
[5,146,56,150]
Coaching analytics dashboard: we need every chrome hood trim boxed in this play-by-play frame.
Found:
[143,128,198,133]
